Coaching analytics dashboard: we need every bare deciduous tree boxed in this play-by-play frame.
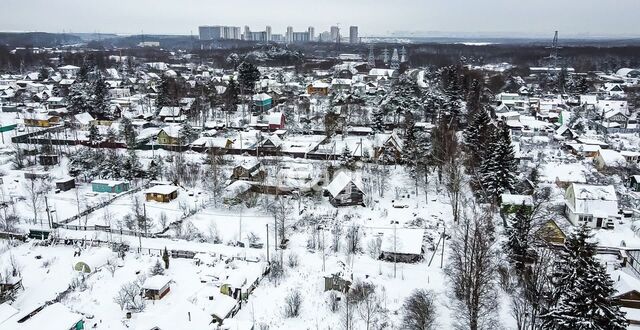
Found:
[402,289,437,330]
[113,277,146,312]
[446,206,499,330]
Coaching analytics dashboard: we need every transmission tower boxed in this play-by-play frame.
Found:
[390,48,400,70]
[546,30,562,68]
[400,46,408,63]
[382,48,390,66]
[367,45,376,68]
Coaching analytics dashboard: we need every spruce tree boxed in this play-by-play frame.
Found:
[88,124,100,146]
[91,74,110,118]
[463,108,493,166]
[150,259,165,276]
[372,108,385,133]
[479,124,516,201]
[542,225,627,330]
[162,247,170,269]
[506,203,531,272]
[119,117,137,148]
[67,82,91,115]
[237,61,260,94]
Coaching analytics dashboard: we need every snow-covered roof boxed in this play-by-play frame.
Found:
[326,172,363,198]
[501,194,534,206]
[571,184,617,201]
[92,179,126,187]
[261,134,283,148]
[567,143,600,153]
[4,303,82,330]
[159,106,181,117]
[310,81,330,89]
[597,149,625,167]
[223,181,253,199]
[612,269,640,296]
[58,65,80,70]
[145,185,178,195]
[201,291,237,319]
[143,275,171,291]
[380,228,425,255]
[252,93,272,101]
[74,112,94,126]
[267,112,284,125]
[0,303,19,325]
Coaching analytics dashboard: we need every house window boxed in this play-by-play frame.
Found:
[578,215,592,223]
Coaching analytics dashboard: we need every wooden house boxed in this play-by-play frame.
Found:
[231,160,265,182]
[325,172,365,207]
[307,81,330,96]
[91,180,129,194]
[266,112,285,130]
[145,185,178,203]
[142,275,171,300]
[323,272,352,293]
[157,126,182,145]
[373,133,404,163]
[499,194,533,215]
[535,219,568,245]
[23,114,60,127]
[38,154,59,166]
[158,106,182,122]
[380,228,425,263]
[258,134,283,151]
[0,275,23,298]
[55,177,76,192]
[630,175,640,192]
[222,181,254,205]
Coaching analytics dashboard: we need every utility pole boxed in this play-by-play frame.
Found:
[266,224,270,263]
[322,227,326,272]
[393,222,397,278]
[440,225,445,268]
[274,214,278,254]
[44,195,51,229]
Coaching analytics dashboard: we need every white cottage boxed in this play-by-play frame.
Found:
[564,183,619,229]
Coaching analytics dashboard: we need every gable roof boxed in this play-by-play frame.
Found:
[570,183,617,201]
[326,172,364,198]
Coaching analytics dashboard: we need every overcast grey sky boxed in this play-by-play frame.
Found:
[2,0,639,37]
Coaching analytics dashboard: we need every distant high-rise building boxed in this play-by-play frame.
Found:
[266,26,272,42]
[286,26,294,43]
[330,26,340,43]
[308,26,315,42]
[349,26,358,44]
[244,26,251,40]
[319,31,331,42]
[199,25,241,40]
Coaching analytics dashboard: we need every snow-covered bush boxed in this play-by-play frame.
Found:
[286,252,299,269]
[149,259,164,276]
[327,291,340,313]
[283,289,302,318]
[268,259,284,285]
